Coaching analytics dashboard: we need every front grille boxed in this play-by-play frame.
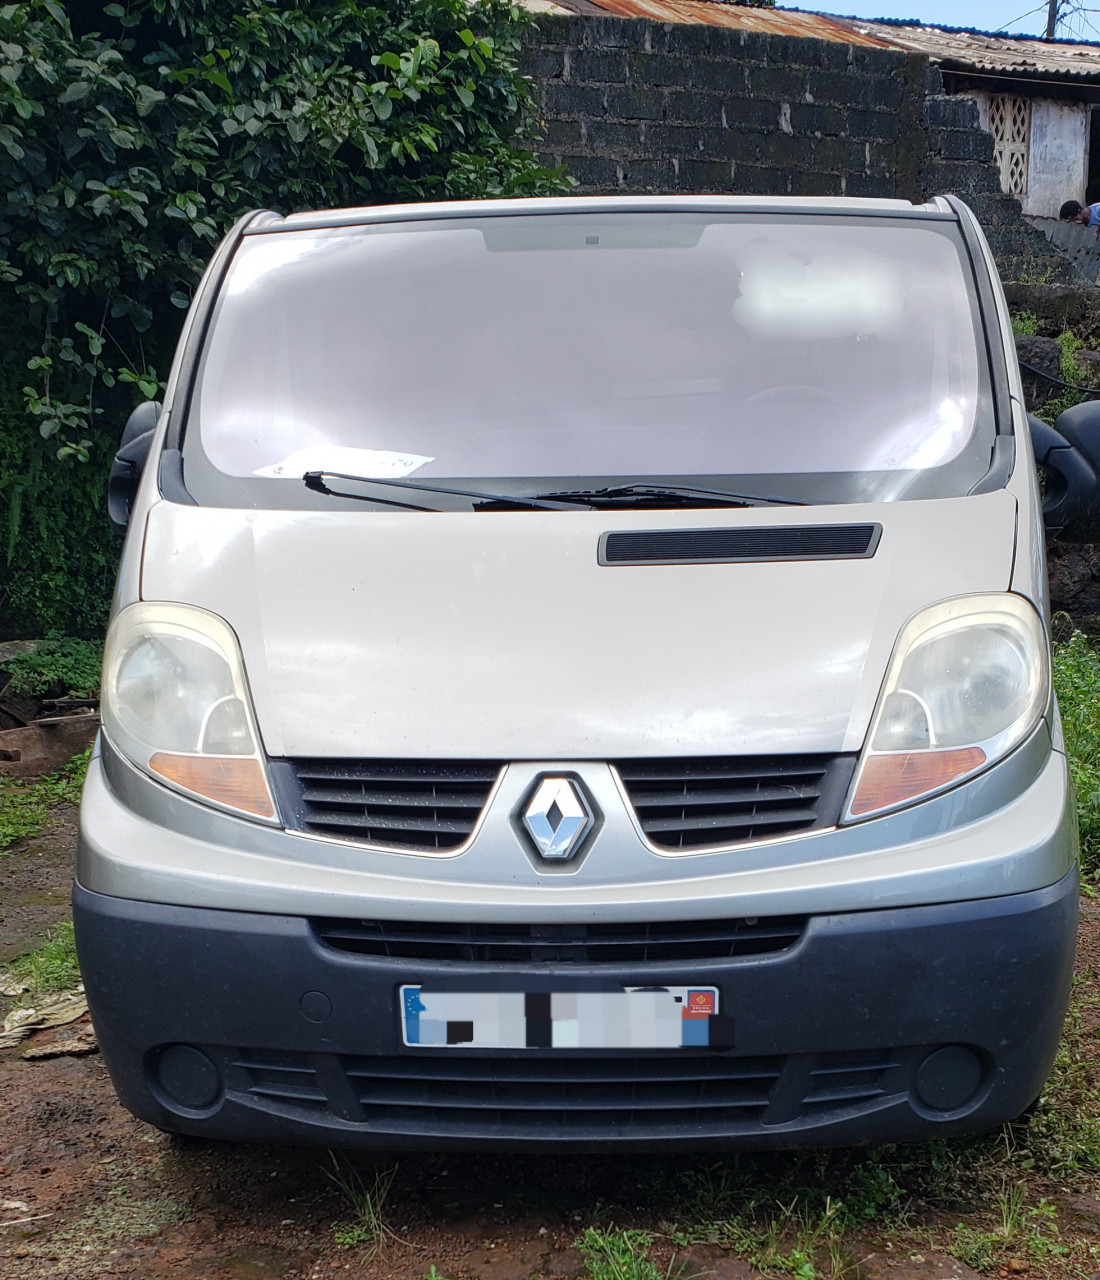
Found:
[228,1045,911,1137]
[279,759,501,852]
[312,916,806,964]
[615,754,856,851]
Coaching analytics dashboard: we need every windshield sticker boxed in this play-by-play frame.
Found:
[732,242,903,342]
[254,445,435,479]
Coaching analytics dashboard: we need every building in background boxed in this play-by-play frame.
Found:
[519,0,1100,281]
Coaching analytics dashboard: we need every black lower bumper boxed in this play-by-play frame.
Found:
[73,870,1079,1151]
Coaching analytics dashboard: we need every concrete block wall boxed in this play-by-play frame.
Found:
[920,75,1083,286]
[522,14,1083,285]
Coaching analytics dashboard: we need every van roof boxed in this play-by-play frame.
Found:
[245,195,957,234]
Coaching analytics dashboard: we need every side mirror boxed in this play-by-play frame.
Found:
[1029,408,1100,542]
[108,401,161,533]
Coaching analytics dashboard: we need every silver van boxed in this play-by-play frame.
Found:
[77,195,1089,1150]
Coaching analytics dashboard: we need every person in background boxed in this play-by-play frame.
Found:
[1060,199,1100,227]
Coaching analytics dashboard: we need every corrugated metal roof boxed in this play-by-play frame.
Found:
[837,17,1100,81]
[527,0,1100,80]
[522,0,892,45]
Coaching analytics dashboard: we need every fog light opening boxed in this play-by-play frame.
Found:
[913,1044,985,1114]
[154,1044,223,1112]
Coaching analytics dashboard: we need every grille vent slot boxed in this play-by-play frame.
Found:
[281,759,501,852]
[616,755,856,851]
[600,524,880,566]
[229,1045,911,1137]
[311,916,806,964]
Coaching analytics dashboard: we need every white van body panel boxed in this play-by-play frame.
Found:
[140,491,1016,761]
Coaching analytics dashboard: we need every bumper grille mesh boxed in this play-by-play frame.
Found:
[230,1045,910,1137]
[311,916,806,964]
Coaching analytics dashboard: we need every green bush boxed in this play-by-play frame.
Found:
[0,0,567,635]
[1,633,103,695]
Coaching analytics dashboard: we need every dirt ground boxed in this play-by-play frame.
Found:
[1,813,1098,1280]
[0,812,75,966]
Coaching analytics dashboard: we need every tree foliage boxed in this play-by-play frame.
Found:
[0,0,565,634]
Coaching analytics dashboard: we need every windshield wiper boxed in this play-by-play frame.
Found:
[303,471,579,511]
[529,483,805,508]
[303,472,802,512]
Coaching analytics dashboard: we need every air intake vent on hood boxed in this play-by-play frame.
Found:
[600,524,881,566]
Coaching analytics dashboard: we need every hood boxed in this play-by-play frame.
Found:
[140,493,1017,759]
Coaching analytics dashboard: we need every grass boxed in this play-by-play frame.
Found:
[325,1155,398,1255]
[0,745,90,853]
[945,1182,1067,1270]
[1014,965,1100,1179]
[579,1228,669,1280]
[667,1165,902,1280]
[5,921,81,995]
[1053,623,1100,879]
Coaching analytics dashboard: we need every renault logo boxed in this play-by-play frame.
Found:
[521,776,594,861]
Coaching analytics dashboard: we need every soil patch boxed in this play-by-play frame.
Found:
[0,808,77,966]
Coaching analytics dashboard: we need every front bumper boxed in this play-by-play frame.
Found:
[74,867,1079,1150]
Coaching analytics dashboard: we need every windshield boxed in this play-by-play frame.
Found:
[183,212,996,509]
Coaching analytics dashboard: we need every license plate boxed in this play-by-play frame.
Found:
[400,984,724,1049]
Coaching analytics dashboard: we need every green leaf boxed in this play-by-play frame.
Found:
[59,81,91,105]
[0,124,24,160]
[206,70,232,95]
[169,290,190,309]
[74,322,104,356]
[458,28,476,45]
[455,86,474,108]
[374,51,402,71]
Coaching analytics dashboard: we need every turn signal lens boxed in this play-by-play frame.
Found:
[149,754,276,820]
[849,748,987,817]
[844,594,1047,822]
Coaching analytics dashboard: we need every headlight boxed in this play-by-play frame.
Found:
[844,594,1048,821]
[101,602,277,822]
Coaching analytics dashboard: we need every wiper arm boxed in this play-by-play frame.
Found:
[531,483,805,508]
[303,473,802,512]
[303,471,578,511]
